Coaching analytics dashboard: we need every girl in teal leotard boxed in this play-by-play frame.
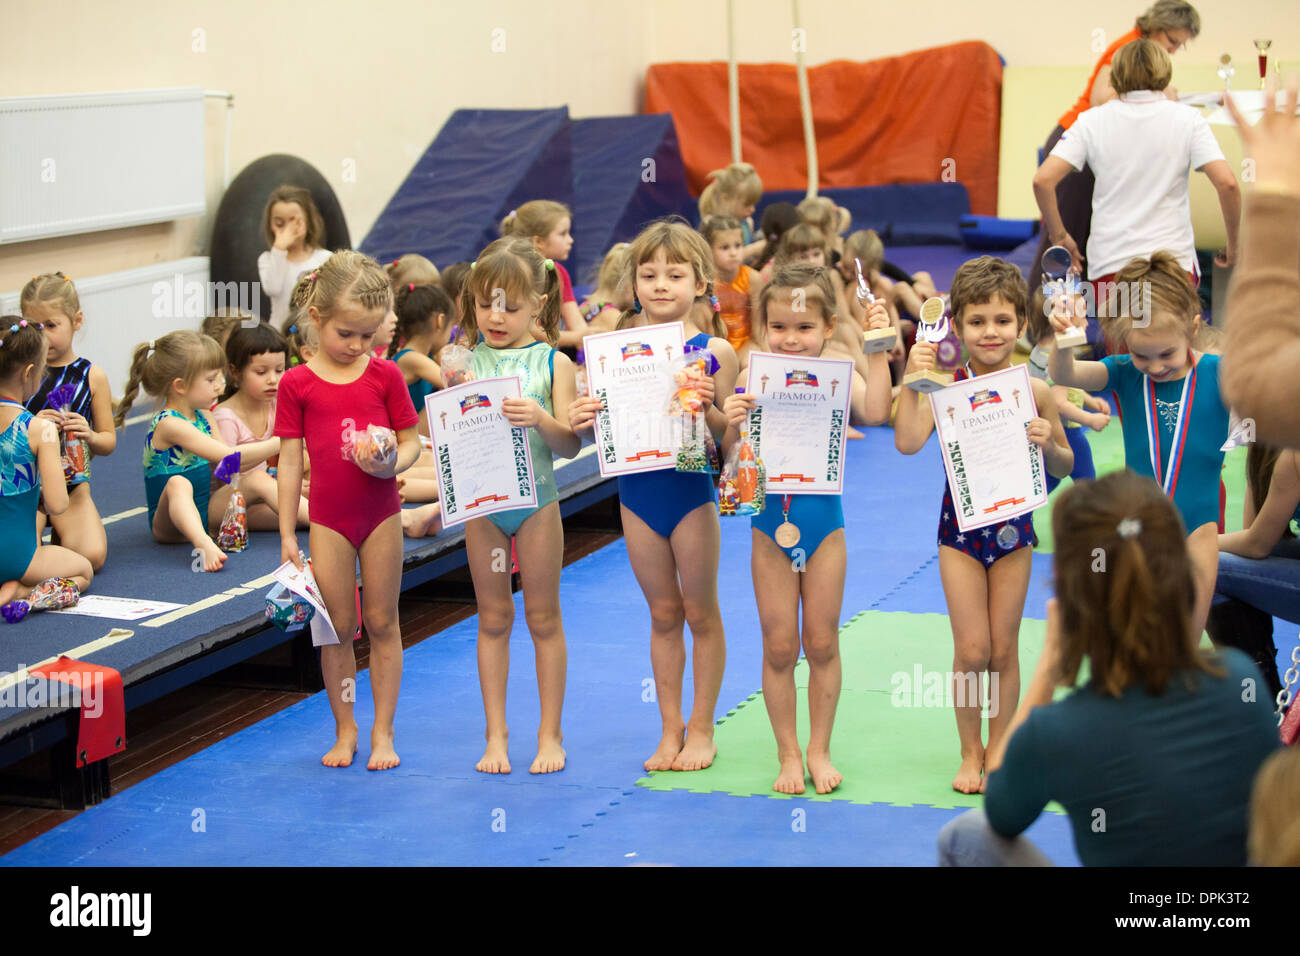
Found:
[115,331,280,573]
[568,219,739,775]
[1050,251,1230,644]
[457,238,581,776]
[722,264,894,795]
[0,317,93,621]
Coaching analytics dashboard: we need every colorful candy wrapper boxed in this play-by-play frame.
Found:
[264,582,315,632]
[441,341,474,388]
[667,347,720,474]
[348,423,397,469]
[213,452,247,552]
[46,383,90,483]
[2,576,80,624]
[718,430,765,516]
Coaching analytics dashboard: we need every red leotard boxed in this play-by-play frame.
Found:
[275,357,418,549]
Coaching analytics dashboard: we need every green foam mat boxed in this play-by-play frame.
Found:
[638,610,1070,811]
[1032,421,1247,554]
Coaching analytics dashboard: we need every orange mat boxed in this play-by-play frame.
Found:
[644,41,1002,215]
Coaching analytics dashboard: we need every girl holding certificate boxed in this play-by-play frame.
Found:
[568,219,738,773]
[723,264,893,794]
[459,238,580,776]
[896,257,1074,794]
[1049,252,1229,647]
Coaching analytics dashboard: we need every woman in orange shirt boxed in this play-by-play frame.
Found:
[1028,0,1201,283]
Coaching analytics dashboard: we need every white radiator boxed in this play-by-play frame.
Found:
[0,87,206,244]
[1,258,212,399]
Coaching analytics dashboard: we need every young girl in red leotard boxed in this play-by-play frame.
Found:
[276,251,422,771]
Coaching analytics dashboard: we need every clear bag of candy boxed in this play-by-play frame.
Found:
[213,452,248,552]
[666,346,720,474]
[440,340,475,388]
[348,423,397,470]
[719,429,765,516]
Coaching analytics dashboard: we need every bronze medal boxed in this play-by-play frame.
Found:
[774,521,801,548]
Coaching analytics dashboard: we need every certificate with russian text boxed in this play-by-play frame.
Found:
[929,363,1046,532]
[746,351,852,494]
[585,322,687,477]
[425,376,537,528]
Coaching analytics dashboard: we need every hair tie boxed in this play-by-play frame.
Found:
[288,324,298,334]
[508,209,517,220]
[709,295,720,313]
[308,272,317,282]
[470,261,477,270]
[1116,518,1141,539]
[633,299,643,314]
[544,259,555,272]
[408,282,415,292]
[64,275,72,282]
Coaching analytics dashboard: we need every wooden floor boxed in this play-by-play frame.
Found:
[0,520,622,857]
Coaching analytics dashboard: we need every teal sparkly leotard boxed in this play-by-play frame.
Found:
[143,409,213,528]
[0,400,40,581]
[470,340,558,537]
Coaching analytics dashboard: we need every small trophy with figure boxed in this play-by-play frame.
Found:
[1254,39,1272,89]
[1218,53,1235,91]
[904,297,955,393]
[1042,245,1087,349]
[856,257,898,354]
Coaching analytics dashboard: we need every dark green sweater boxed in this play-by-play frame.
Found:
[985,649,1280,866]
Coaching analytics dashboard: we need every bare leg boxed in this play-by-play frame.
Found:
[751,529,805,794]
[1186,523,1219,644]
[983,546,1033,792]
[46,483,107,572]
[939,545,991,794]
[153,475,225,572]
[465,517,515,773]
[671,503,726,771]
[622,504,687,772]
[515,503,567,773]
[800,530,847,794]
[358,513,403,770]
[309,523,361,768]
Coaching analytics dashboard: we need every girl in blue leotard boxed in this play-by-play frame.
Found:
[896,257,1074,794]
[459,238,580,776]
[1051,251,1230,646]
[0,317,93,621]
[722,264,893,794]
[569,218,738,773]
[115,331,280,572]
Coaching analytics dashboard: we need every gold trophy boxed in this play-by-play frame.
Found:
[856,257,898,354]
[1043,245,1087,349]
[903,297,954,393]
[1218,53,1235,91]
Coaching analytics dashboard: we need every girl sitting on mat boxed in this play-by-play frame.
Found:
[896,256,1074,794]
[569,218,738,772]
[276,251,421,771]
[722,264,893,794]
[116,330,281,573]
[576,243,633,339]
[1049,251,1229,644]
[0,317,93,622]
[458,239,581,775]
[939,471,1278,866]
[698,162,765,262]
[212,323,308,532]
[20,272,116,573]
[501,201,586,349]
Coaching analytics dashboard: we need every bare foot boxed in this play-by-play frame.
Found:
[952,754,983,794]
[401,503,442,539]
[368,727,400,771]
[846,425,865,440]
[773,753,806,794]
[806,751,842,794]
[671,729,717,771]
[644,728,685,772]
[530,736,566,774]
[199,539,227,572]
[476,735,511,774]
[0,581,20,608]
[322,724,359,768]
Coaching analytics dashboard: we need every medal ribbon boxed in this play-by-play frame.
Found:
[782,494,792,522]
[1143,353,1197,497]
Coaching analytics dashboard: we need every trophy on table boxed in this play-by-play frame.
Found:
[1254,39,1272,89]
[856,257,898,354]
[1218,53,1235,91]
[1042,245,1087,350]
[903,297,955,393]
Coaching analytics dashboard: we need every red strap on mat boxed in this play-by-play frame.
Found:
[30,656,125,766]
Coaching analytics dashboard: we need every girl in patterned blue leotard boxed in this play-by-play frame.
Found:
[457,239,581,776]
[0,318,93,621]
[722,263,894,795]
[567,219,738,774]
[895,257,1075,796]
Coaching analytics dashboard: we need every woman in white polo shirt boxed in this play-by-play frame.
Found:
[1033,38,1239,296]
